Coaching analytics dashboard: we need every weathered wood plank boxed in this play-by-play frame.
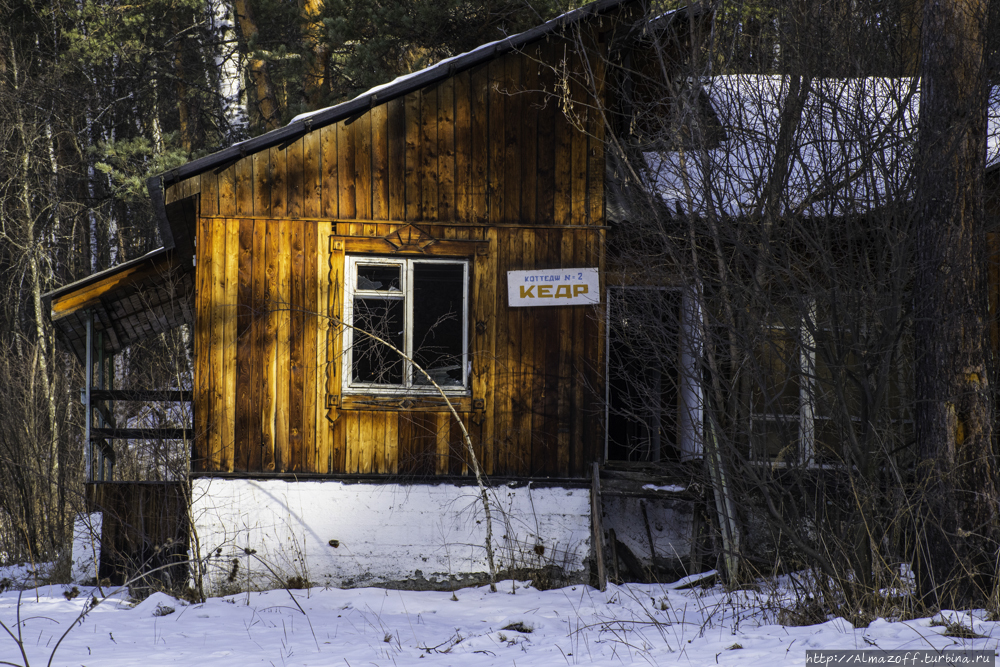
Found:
[488,58,505,224]
[304,129,322,219]
[200,170,220,217]
[253,150,271,217]
[404,93,422,221]
[534,230,559,475]
[437,77,456,222]
[321,124,339,218]
[288,219,305,471]
[209,220,227,473]
[493,229,520,475]
[536,41,556,224]
[287,137,305,219]
[338,121,356,219]
[588,41,606,226]
[372,104,389,220]
[331,404,346,474]
[516,228,535,474]
[472,228,497,474]
[570,68,588,225]
[507,229,534,475]
[448,413,465,476]
[385,411,399,474]
[397,412,414,474]
[435,412,450,475]
[504,54,521,224]
[234,218,254,471]
[315,226,332,473]
[571,230,587,475]
[470,65,489,225]
[331,236,484,257]
[556,229,573,476]
[554,80,572,226]
[270,145,287,219]
[413,412,435,475]
[219,165,236,217]
[262,220,279,471]
[359,410,374,474]
[454,70,471,223]
[249,219,266,472]
[193,215,213,471]
[274,220,291,471]
[236,156,253,216]
[421,86,439,221]
[387,98,406,222]
[346,410,360,473]
[354,112,373,220]
[302,221,318,472]
[222,219,239,472]
[328,237,345,473]
[373,410,386,474]
[521,49,539,226]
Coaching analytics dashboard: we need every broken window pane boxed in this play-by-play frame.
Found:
[357,264,401,291]
[412,263,465,387]
[352,297,404,384]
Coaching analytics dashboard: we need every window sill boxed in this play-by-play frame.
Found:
[334,394,478,413]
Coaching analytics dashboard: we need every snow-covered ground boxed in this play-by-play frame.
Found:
[1,571,998,666]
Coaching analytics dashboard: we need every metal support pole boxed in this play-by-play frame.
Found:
[108,351,115,480]
[84,311,93,482]
[97,332,104,481]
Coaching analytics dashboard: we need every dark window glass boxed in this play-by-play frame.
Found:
[352,297,404,384]
[357,264,401,292]
[412,263,464,386]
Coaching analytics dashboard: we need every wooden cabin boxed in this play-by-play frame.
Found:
[46,0,711,591]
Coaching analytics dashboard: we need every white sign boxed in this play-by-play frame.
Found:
[507,268,600,307]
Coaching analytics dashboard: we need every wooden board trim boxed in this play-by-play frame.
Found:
[337,394,476,413]
[199,215,609,230]
[332,237,486,256]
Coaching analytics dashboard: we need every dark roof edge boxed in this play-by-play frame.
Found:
[148,175,176,252]
[42,246,173,306]
[153,0,683,190]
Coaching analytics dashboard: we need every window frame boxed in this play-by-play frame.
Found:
[342,255,470,395]
[749,304,891,468]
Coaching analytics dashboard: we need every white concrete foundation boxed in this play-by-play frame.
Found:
[70,512,102,585]
[190,479,592,593]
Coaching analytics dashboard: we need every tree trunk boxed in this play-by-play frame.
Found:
[913,0,998,608]
[231,0,282,131]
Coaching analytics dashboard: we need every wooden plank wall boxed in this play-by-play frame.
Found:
[189,35,608,478]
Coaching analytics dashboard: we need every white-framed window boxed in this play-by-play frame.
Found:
[343,256,469,393]
[750,311,877,467]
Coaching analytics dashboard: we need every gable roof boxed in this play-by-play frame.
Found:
[154,0,689,193]
[646,76,1000,218]
[49,0,695,358]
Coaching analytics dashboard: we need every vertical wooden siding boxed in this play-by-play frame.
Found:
[190,38,607,477]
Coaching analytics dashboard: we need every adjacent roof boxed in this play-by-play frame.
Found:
[647,76,1000,217]
[43,195,197,362]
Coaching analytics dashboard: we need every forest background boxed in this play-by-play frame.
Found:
[1,0,999,613]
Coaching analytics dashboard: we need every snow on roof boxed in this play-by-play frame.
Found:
[166,0,664,186]
[646,75,1000,218]
[290,2,687,126]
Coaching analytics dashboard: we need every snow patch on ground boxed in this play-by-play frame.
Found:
[3,577,999,666]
